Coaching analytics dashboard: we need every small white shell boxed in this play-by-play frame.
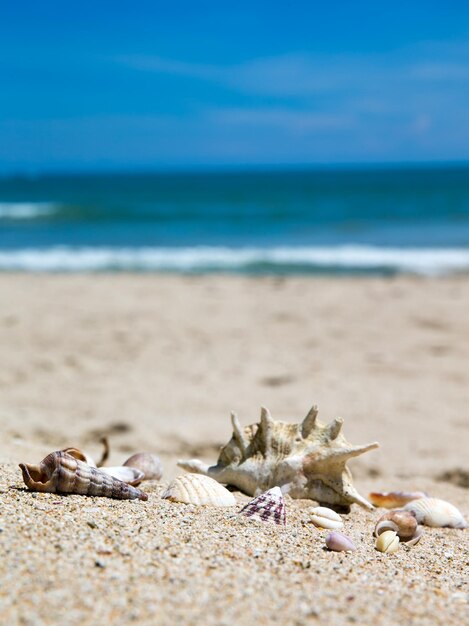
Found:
[238,487,286,525]
[404,498,467,529]
[375,530,399,554]
[100,466,145,486]
[325,532,356,552]
[310,506,344,530]
[162,473,236,507]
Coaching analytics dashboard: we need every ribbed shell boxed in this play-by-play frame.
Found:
[238,487,286,525]
[19,451,148,500]
[404,498,467,528]
[162,473,236,506]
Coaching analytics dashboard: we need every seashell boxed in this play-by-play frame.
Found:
[238,487,286,525]
[375,530,399,554]
[61,447,97,467]
[369,490,426,509]
[405,526,424,546]
[325,531,356,552]
[162,473,236,506]
[404,498,467,529]
[374,509,419,541]
[61,437,109,468]
[310,506,344,530]
[19,451,148,500]
[178,404,379,509]
[123,452,163,482]
[100,466,145,486]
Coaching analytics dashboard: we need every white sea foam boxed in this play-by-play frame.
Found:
[0,202,57,219]
[0,245,469,274]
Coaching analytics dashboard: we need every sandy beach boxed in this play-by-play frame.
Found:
[0,274,468,625]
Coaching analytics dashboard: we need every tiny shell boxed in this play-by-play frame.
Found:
[310,506,343,530]
[100,466,145,486]
[404,497,467,529]
[369,490,426,509]
[162,473,236,506]
[123,452,163,482]
[374,509,418,541]
[325,532,356,552]
[238,487,286,525]
[375,530,399,554]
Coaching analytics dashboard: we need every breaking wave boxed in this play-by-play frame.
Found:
[0,245,469,275]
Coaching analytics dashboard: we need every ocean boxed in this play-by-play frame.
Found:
[1,167,469,275]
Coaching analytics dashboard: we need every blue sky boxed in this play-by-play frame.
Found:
[1,2,469,172]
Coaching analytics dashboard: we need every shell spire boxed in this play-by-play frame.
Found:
[178,404,379,510]
[19,451,148,500]
[238,487,286,525]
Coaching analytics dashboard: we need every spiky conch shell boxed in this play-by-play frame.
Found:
[162,473,236,506]
[178,405,379,510]
[19,451,148,500]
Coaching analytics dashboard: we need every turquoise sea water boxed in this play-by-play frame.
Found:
[1,167,469,274]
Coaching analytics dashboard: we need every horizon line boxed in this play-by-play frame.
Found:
[2,159,469,178]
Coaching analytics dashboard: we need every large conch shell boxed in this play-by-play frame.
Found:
[19,451,148,500]
[178,404,379,509]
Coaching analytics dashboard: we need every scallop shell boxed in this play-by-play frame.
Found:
[123,453,163,482]
[178,404,379,510]
[404,498,467,529]
[238,487,286,525]
[310,506,344,530]
[375,530,399,554]
[325,531,356,552]
[162,473,236,506]
[369,490,426,509]
[19,451,148,500]
[374,509,419,541]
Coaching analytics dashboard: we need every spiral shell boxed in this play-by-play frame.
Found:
[404,498,467,528]
[325,532,356,552]
[374,509,419,541]
[123,452,163,482]
[162,473,236,506]
[238,487,286,525]
[19,451,148,500]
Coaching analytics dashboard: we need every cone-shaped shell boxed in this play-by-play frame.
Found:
[178,404,379,509]
[123,453,163,482]
[19,452,148,500]
[238,487,286,525]
[162,473,236,506]
[404,498,467,529]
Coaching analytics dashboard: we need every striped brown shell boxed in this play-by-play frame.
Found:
[19,451,148,501]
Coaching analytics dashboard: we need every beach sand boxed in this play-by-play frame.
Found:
[0,274,467,625]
